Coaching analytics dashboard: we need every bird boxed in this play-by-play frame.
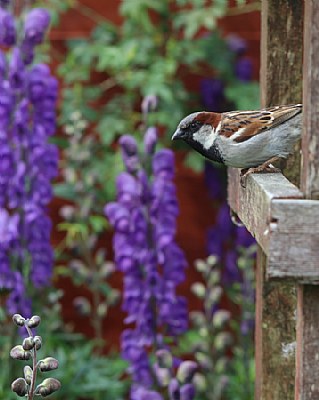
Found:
[172,104,302,186]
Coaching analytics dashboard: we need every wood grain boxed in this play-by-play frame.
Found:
[301,0,319,199]
[268,199,319,280]
[251,1,303,398]
[228,169,303,254]
[296,1,319,399]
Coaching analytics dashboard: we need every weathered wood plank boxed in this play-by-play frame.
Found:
[296,286,319,400]
[301,0,319,200]
[268,199,319,280]
[228,169,303,254]
[296,1,319,399]
[228,170,319,279]
[255,253,297,400]
[252,1,302,398]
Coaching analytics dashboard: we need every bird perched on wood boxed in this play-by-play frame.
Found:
[172,104,302,186]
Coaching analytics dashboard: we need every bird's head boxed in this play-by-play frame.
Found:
[172,111,221,149]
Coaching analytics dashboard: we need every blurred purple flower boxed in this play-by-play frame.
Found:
[200,78,225,111]
[0,50,6,80]
[9,48,25,88]
[0,7,16,47]
[23,8,50,46]
[141,95,158,115]
[106,123,188,397]
[204,162,225,200]
[144,127,157,155]
[235,58,253,82]
[0,209,18,248]
[0,5,57,316]
[226,33,247,55]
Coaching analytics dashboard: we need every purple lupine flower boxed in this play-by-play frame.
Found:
[0,0,10,7]
[180,384,196,400]
[200,78,225,111]
[0,50,7,81]
[0,5,57,316]
[144,127,157,155]
[9,47,25,89]
[235,58,253,82]
[226,33,247,55]
[105,119,188,398]
[0,7,16,47]
[23,8,50,46]
[0,209,18,248]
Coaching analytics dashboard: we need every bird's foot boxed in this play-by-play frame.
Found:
[240,164,281,188]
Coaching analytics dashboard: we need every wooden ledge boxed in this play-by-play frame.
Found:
[228,168,319,281]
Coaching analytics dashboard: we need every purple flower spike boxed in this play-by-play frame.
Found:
[235,58,253,82]
[119,135,138,156]
[23,8,50,46]
[226,33,247,55]
[180,384,196,400]
[141,95,158,114]
[0,8,16,47]
[0,50,7,81]
[9,48,25,89]
[144,127,157,155]
[107,120,188,396]
[0,0,10,7]
[168,378,180,400]
[152,149,175,178]
[200,78,224,112]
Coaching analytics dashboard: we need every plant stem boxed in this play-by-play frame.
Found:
[24,323,37,400]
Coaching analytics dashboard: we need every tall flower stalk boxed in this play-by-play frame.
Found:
[105,101,190,398]
[0,2,58,316]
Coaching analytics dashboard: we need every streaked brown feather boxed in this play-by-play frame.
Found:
[220,104,302,143]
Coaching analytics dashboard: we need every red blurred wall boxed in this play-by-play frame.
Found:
[49,1,260,347]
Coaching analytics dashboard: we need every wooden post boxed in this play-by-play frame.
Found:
[296,1,319,399]
[256,1,303,399]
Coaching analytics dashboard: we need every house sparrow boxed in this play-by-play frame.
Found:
[172,104,302,185]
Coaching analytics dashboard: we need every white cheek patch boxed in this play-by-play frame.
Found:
[193,123,221,150]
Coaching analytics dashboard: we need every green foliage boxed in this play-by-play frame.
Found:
[57,0,260,198]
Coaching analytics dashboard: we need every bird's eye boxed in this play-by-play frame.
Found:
[190,122,198,128]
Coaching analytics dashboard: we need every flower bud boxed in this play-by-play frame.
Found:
[168,378,180,400]
[207,286,222,305]
[34,336,42,350]
[22,336,34,350]
[11,378,28,397]
[153,363,171,387]
[212,310,230,328]
[73,296,91,316]
[24,365,33,385]
[214,332,232,350]
[193,373,207,392]
[208,270,221,287]
[119,135,138,156]
[38,357,59,372]
[176,361,197,384]
[191,283,206,299]
[36,378,61,397]
[144,127,157,154]
[27,315,41,328]
[10,345,31,360]
[194,259,208,273]
[12,314,25,327]
[206,255,217,266]
[97,303,108,318]
[180,383,196,400]
[156,349,173,369]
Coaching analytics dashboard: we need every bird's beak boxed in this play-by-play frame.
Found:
[172,128,184,141]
